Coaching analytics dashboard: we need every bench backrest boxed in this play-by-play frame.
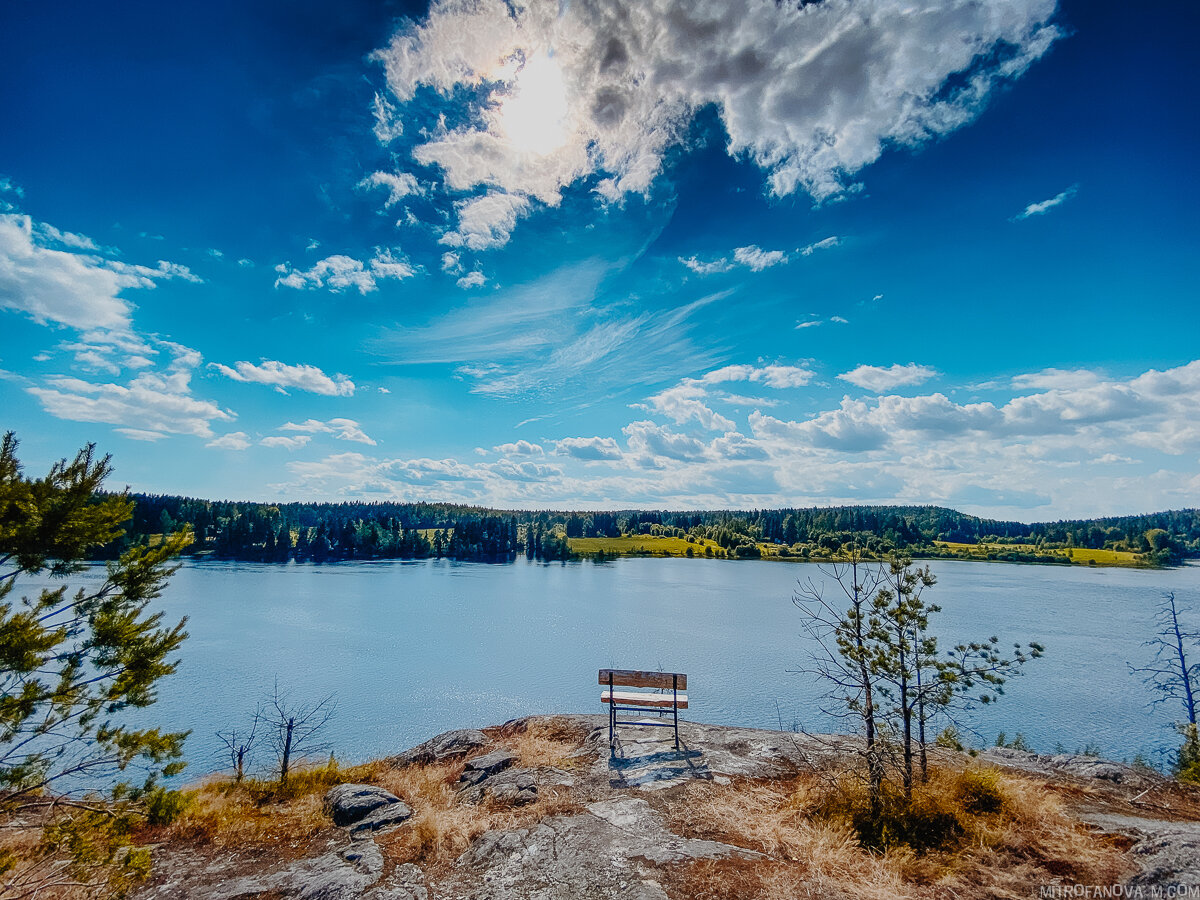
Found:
[598,668,687,690]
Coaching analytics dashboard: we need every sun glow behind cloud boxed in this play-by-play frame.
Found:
[494,55,570,156]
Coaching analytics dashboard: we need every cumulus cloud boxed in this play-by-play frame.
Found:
[279,418,377,445]
[838,363,938,392]
[552,436,622,460]
[27,343,232,439]
[261,435,311,450]
[457,270,487,289]
[495,439,545,458]
[358,171,422,207]
[212,359,355,396]
[207,431,251,450]
[1013,184,1077,220]
[732,245,788,271]
[679,256,734,275]
[373,0,1059,247]
[0,213,198,333]
[274,248,414,294]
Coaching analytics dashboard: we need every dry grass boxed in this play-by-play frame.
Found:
[492,715,592,770]
[148,759,380,851]
[659,762,1132,900]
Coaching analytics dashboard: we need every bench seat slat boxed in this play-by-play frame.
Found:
[601,689,688,709]
[598,669,687,690]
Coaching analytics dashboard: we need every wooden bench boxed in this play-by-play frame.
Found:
[599,669,688,750]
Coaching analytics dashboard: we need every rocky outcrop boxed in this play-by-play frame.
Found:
[387,728,487,768]
[325,785,406,828]
[458,749,516,785]
[980,747,1151,787]
[447,796,761,900]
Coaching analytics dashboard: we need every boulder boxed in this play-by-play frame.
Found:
[324,784,403,828]
[388,729,488,768]
[458,750,517,786]
[460,767,538,806]
[350,799,414,834]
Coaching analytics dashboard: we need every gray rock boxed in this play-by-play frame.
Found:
[1127,827,1200,891]
[459,749,516,786]
[388,729,488,768]
[364,863,428,900]
[451,796,760,899]
[460,767,538,806]
[324,784,402,827]
[350,799,414,834]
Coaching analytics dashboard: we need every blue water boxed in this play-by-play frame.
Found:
[44,557,1200,777]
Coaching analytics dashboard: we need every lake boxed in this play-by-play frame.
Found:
[73,557,1200,777]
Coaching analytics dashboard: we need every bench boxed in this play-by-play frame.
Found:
[599,669,688,750]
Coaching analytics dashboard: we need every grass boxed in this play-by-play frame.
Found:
[659,762,1132,900]
[569,535,719,558]
[935,540,1145,567]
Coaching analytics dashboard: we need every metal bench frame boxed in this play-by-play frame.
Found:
[601,669,687,751]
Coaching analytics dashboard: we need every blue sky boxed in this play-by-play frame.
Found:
[1,0,1196,518]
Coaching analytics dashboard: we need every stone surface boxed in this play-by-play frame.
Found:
[459,749,517,785]
[447,796,760,899]
[460,766,538,806]
[387,728,488,768]
[980,747,1151,787]
[325,784,403,827]
[350,799,414,834]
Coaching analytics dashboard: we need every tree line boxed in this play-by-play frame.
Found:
[97,494,1198,566]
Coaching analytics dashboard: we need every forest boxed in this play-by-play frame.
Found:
[96,494,1200,566]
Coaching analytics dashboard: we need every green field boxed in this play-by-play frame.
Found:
[935,541,1146,568]
[568,535,718,557]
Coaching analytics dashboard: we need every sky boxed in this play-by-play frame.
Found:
[1,0,1197,520]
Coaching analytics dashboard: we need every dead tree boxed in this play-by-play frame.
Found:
[1129,592,1199,726]
[265,683,337,785]
[216,712,260,783]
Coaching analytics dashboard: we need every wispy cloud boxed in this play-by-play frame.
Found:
[839,363,937,392]
[279,418,376,445]
[274,249,414,294]
[1013,184,1078,220]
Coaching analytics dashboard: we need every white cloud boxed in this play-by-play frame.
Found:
[457,270,487,289]
[0,213,198,333]
[1014,185,1077,220]
[279,418,377,445]
[207,432,251,450]
[732,245,788,271]
[212,360,355,396]
[358,171,422,208]
[1011,368,1101,391]
[374,0,1059,247]
[679,255,734,275]
[552,436,622,460]
[838,363,938,392]
[261,435,312,450]
[274,248,414,294]
[799,236,840,256]
[27,344,232,439]
[438,192,530,251]
[494,439,545,458]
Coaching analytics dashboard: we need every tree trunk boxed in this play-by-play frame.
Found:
[281,717,295,784]
[1168,594,1197,725]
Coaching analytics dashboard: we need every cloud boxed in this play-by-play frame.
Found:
[374,0,1059,247]
[212,359,355,396]
[358,171,421,208]
[679,256,734,275]
[207,432,251,450]
[624,420,707,462]
[495,439,545,458]
[279,418,377,445]
[732,245,788,271]
[0,213,198,333]
[799,236,841,256]
[274,248,414,293]
[552,436,622,460]
[437,192,530,251]
[1013,184,1077,220]
[457,271,487,289]
[1011,368,1101,391]
[27,343,233,439]
[838,363,938,392]
[261,435,311,450]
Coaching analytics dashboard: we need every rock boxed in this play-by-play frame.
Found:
[388,729,488,768]
[364,863,428,900]
[340,841,384,878]
[1127,827,1200,891]
[453,796,761,899]
[458,750,517,786]
[350,799,414,834]
[324,784,403,827]
[460,767,538,806]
